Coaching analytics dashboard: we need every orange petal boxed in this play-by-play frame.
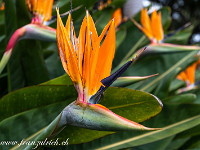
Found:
[37,0,45,15]
[57,10,116,100]
[56,10,70,75]
[56,10,81,84]
[141,9,153,39]
[77,12,101,97]
[151,10,164,41]
[78,16,87,76]
[99,19,113,41]
[185,62,198,84]
[91,20,116,95]
[88,13,100,94]
[43,0,54,21]
[112,8,123,27]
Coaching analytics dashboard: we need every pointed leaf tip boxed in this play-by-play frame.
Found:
[62,102,160,131]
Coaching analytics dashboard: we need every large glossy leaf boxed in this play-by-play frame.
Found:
[0,85,77,122]
[0,85,162,149]
[44,88,162,146]
[2,1,199,150]
[41,74,73,85]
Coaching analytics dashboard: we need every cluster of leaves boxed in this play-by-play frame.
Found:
[0,0,200,150]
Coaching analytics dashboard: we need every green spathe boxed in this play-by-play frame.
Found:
[61,101,161,131]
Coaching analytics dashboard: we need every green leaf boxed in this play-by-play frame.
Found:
[12,113,63,150]
[165,136,190,150]
[175,124,200,139]
[41,74,73,85]
[165,25,194,44]
[163,93,196,104]
[111,75,157,87]
[0,102,67,150]
[51,87,162,145]
[116,29,126,50]
[161,7,172,31]
[132,136,175,150]
[169,79,185,93]
[153,67,181,99]
[141,51,197,92]
[44,44,65,79]
[0,85,162,147]
[0,85,77,122]
[147,43,200,54]
[178,135,200,150]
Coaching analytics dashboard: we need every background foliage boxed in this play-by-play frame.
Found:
[0,0,200,150]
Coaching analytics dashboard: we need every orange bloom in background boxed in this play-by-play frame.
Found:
[26,0,54,24]
[131,8,164,43]
[56,9,115,102]
[0,2,5,11]
[112,8,123,27]
[177,59,200,86]
[140,9,164,42]
[0,0,56,74]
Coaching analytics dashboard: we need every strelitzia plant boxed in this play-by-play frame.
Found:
[0,0,57,74]
[0,1,4,10]
[9,9,163,150]
[138,9,164,44]
[111,8,123,28]
[128,8,200,58]
[3,8,163,150]
[176,58,200,93]
[51,9,163,133]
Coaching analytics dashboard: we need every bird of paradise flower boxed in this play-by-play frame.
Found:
[112,8,200,72]
[131,8,200,53]
[53,9,163,132]
[0,0,73,74]
[176,58,200,93]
